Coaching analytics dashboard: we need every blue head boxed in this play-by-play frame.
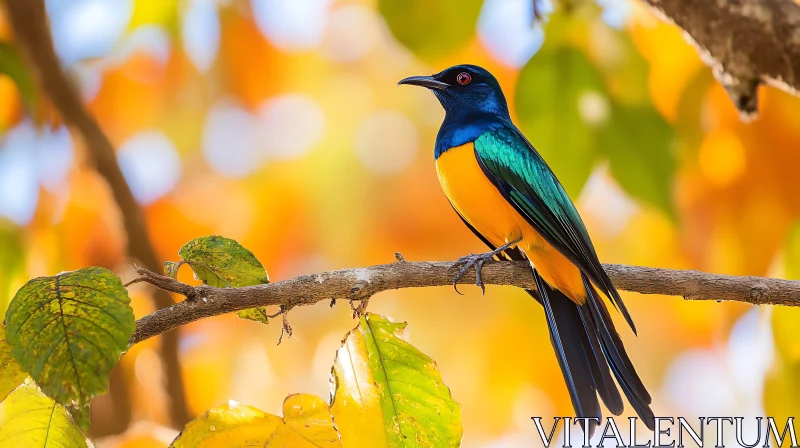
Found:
[399,64,509,120]
[399,64,511,157]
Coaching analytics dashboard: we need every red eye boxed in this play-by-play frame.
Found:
[456,72,471,85]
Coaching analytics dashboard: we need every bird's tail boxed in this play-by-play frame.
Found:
[584,274,654,425]
[493,246,653,436]
[525,267,654,437]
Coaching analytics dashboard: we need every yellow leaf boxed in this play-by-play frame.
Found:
[282,394,341,448]
[329,321,388,446]
[698,128,747,188]
[330,314,463,448]
[170,394,340,448]
[0,325,26,402]
[0,380,89,447]
[766,307,800,418]
[129,0,178,31]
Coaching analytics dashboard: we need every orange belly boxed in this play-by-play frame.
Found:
[436,143,586,303]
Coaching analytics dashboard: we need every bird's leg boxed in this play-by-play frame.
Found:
[452,238,522,294]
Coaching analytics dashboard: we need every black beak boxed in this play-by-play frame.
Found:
[397,75,449,90]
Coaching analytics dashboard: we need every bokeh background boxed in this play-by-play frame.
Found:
[1,0,799,446]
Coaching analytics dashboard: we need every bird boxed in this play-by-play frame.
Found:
[399,65,654,436]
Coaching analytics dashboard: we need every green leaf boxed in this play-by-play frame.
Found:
[231,307,270,324]
[0,42,38,113]
[4,267,135,417]
[515,46,606,196]
[378,0,483,62]
[590,27,651,107]
[0,326,27,403]
[0,222,25,316]
[168,236,270,324]
[598,104,676,217]
[675,68,715,154]
[330,313,463,447]
[170,394,340,448]
[176,236,269,287]
[68,404,92,431]
[0,380,89,447]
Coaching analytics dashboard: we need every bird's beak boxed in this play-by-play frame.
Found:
[397,75,449,90]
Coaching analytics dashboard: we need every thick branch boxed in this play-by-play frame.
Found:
[3,0,189,428]
[130,259,800,345]
[642,0,800,116]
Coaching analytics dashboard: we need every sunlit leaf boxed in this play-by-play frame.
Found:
[766,306,800,418]
[378,0,483,62]
[232,307,270,324]
[0,42,37,112]
[516,46,605,196]
[0,380,89,447]
[591,28,650,107]
[772,308,800,370]
[598,104,676,217]
[675,69,715,154]
[0,325,26,402]
[170,394,340,448]
[171,403,283,447]
[330,313,463,447]
[129,0,179,32]
[175,236,268,287]
[4,267,135,417]
[168,236,270,324]
[0,223,25,316]
[281,394,340,447]
[766,227,800,418]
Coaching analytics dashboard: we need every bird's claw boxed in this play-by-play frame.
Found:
[451,252,495,295]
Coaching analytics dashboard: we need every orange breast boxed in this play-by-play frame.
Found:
[436,143,586,303]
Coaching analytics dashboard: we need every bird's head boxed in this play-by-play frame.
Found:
[398,64,510,120]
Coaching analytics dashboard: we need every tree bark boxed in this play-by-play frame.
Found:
[127,258,800,345]
[641,0,800,117]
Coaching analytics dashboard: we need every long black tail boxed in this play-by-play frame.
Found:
[490,245,652,437]
[451,215,654,435]
[529,270,654,436]
[582,273,654,428]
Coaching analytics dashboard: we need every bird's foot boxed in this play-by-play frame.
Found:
[451,252,497,295]
[450,239,521,295]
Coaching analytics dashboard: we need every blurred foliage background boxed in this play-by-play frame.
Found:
[0,0,799,446]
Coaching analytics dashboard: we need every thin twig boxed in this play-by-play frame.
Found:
[123,278,147,288]
[277,308,293,346]
[128,259,800,346]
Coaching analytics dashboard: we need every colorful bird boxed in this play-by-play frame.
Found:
[399,65,654,435]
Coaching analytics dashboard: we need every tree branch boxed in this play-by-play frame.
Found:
[2,0,190,429]
[128,258,800,345]
[641,0,800,117]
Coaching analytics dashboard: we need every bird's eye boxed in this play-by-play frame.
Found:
[456,72,471,85]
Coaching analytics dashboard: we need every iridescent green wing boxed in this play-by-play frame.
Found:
[473,125,635,332]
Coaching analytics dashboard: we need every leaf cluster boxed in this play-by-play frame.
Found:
[1,236,464,446]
